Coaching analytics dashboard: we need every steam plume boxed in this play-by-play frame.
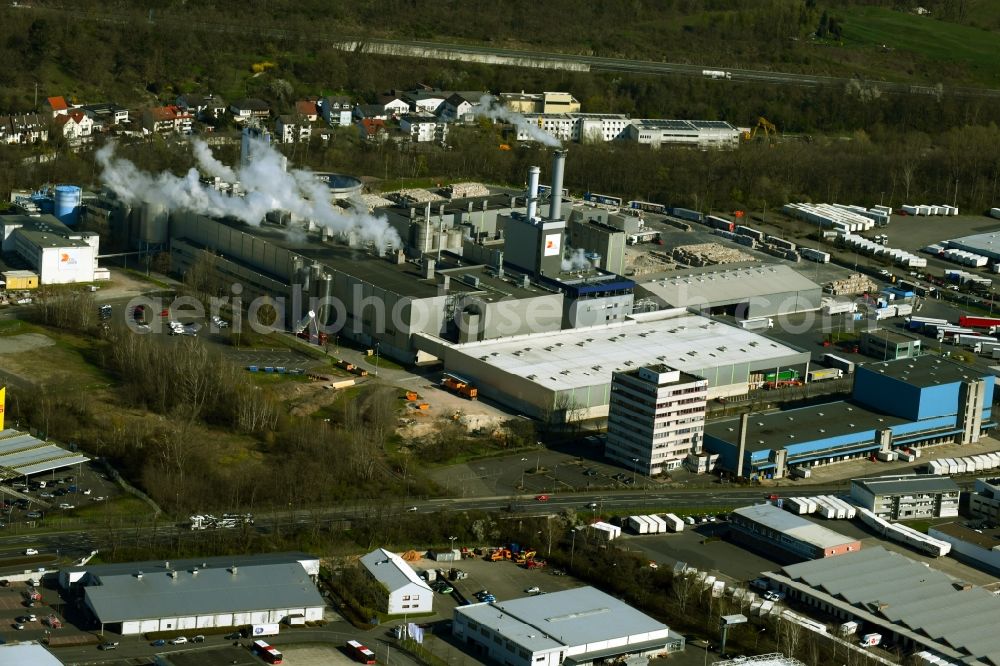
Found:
[561,247,592,272]
[476,94,562,147]
[96,139,401,253]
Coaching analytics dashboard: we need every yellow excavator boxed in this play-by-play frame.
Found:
[743,116,778,143]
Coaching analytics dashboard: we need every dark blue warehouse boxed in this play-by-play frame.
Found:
[704,356,994,479]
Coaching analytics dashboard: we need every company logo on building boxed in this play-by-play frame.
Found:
[544,234,561,257]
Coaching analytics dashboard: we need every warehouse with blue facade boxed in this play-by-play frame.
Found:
[704,356,994,479]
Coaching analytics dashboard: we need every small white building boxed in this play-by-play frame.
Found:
[2,214,100,285]
[321,96,354,126]
[850,474,960,520]
[276,115,312,144]
[360,548,433,615]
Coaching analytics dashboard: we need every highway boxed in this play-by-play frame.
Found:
[10,5,1000,100]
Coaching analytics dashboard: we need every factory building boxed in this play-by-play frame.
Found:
[566,216,627,275]
[452,586,681,666]
[624,119,743,148]
[705,356,995,479]
[928,522,1000,576]
[360,548,433,615]
[635,265,822,320]
[1,214,105,284]
[605,365,708,475]
[859,329,922,361]
[765,546,1000,663]
[850,474,960,520]
[416,309,811,422]
[969,477,1000,521]
[942,231,1000,263]
[728,504,861,561]
[515,113,632,143]
[64,553,324,635]
[0,642,63,666]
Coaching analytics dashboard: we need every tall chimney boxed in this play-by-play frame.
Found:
[549,150,566,221]
[424,202,432,221]
[736,412,748,479]
[526,165,540,222]
[423,258,436,279]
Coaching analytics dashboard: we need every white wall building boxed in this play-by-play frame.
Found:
[2,214,100,284]
[606,364,708,475]
[515,113,631,143]
[625,119,742,148]
[64,553,325,636]
[399,114,448,143]
[969,477,1000,521]
[276,115,312,144]
[360,548,433,615]
[453,587,679,666]
[850,474,960,520]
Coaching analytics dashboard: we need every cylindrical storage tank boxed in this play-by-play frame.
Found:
[54,185,83,226]
[138,201,169,244]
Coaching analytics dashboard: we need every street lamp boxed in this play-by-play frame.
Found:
[755,627,766,649]
[448,535,457,553]
[520,457,529,490]
[374,342,381,377]
[631,458,639,486]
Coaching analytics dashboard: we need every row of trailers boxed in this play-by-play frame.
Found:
[627,513,685,534]
[671,207,831,263]
[780,495,857,519]
[906,316,1000,355]
[856,506,952,557]
[924,452,1000,476]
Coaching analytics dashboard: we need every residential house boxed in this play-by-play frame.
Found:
[358,118,387,142]
[176,93,227,120]
[80,103,129,131]
[353,104,388,122]
[54,110,95,141]
[401,89,448,115]
[320,95,353,126]
[377,93,410,118]
[399,113,448,143]
[359,548,433,615]
[294,99,319,122]
[4,114,49,144]
[275,115,312,144]
[43,96,71,118]
[229,98,271,123]
[142,105,193,134]
[439,92,484,122]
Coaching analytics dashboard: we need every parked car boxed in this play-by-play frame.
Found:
[151,639,166,647]
[170,637,188,645]
[24,548,38,556]
[13,624,23,631]
[223,632,241,640]
[534,494,550,502]
[192,635,205,643]
[98,642,118,650]
[524,586,540,594]
[25,512,42,519]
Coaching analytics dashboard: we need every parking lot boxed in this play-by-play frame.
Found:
[0,460,123,529]
[0,579,82,646]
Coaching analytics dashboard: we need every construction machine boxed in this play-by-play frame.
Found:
[744,116,778,143]
[295,310,328,345]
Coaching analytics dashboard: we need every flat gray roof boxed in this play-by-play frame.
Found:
[861,328,921,344]
[946,231,1000,261]
[852,474,959,497]
[777,546,1000,662]
[0,642,62,666]
[637,264,821,308]
[443,309,808,392]
[360,548,431,594]
[859,355,989,388]
[930,521,1000,550]
[85,562,324,623]
[732,504,858,550]
[704,401,908,452]
[67,552,318,580]
[457,586,669,653]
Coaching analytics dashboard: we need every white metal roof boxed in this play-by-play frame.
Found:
[733,504,857,550]
[457,586,669,654]
[360,548,431,594]
[447,310,806,392]
[0,430,90,478]
[0,642,63,666]
[638,264,821,308]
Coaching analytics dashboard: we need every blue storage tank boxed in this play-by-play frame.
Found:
[54,185,82,226]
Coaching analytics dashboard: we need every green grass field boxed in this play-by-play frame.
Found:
[840,7,1000,86]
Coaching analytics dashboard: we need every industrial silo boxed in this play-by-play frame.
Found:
[54,185,83,226]
[138,201,169,245]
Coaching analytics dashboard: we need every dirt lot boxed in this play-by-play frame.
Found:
[282,644,358,666]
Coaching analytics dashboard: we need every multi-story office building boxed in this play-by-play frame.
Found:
[969,477,1000,521]
[605,364,707,475]
[850,474,960,520]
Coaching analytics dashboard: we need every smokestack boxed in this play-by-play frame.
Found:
[736,413,748,479]
[394,249,405,265]
[526,165,540,222]
[549,150,566,221]
[439,204,446,220]
[425,202,431,221]
[423,258,436,279]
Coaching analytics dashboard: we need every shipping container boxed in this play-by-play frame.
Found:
[823,354,855,373]
[806,368,843,383]
[671,207,704,223]
[800,247,831,263]
[646,514,668,534]
[663,513,684,532]
[628,515,651,534]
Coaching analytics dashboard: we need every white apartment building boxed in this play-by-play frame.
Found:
[399,113,449,143]
[515,113,631,143]
[605,364,708,475]
[850,474,960,520]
